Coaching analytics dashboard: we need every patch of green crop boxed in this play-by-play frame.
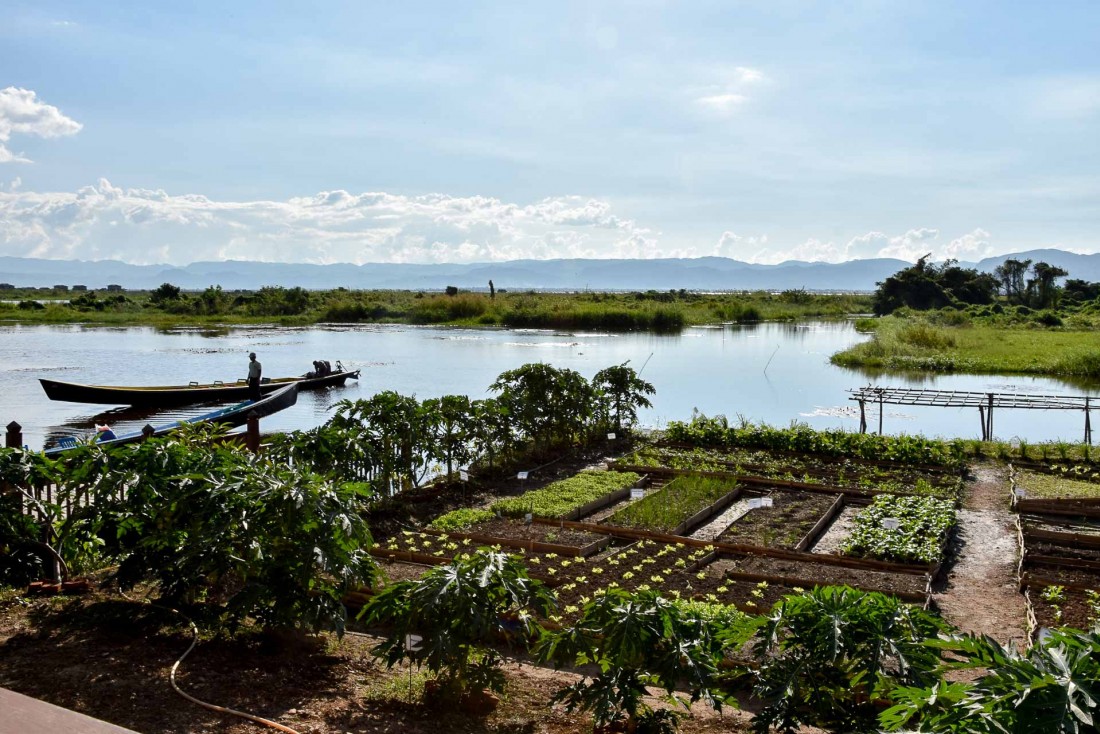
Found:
[428,508,496,531]
[1016,470,1100,499]
[607,475,736,532]
[492,470,640,519]
[842,495,955,564]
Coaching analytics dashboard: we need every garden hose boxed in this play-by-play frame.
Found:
[121,590,302,734]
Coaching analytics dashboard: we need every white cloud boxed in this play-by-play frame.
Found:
[747,227,995,265]
[0,179,661,265]
[0,87,83,163]
[691,65,765,115]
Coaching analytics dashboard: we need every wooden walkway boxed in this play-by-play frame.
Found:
[0,687,139,734]
[848,386,1097,441]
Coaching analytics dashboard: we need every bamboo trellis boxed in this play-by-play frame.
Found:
[848,386,1096,443]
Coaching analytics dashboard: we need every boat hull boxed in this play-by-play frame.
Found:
[39,369,358,407]
[45,383,299,454]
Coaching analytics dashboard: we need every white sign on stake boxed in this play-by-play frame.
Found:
[1014,488,1026,499]
[524,513,533,524]
[760,497,774,508]
[517,471,529,480]
[630,488,645,500]
[747,498,763,510]
[404,633,423,652]
[607,432,617,440]
[459,469,469,482]
[882,517,900,531]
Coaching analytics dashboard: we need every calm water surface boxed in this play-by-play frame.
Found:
[1,321,1098,450]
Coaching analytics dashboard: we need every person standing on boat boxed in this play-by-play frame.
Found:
[247,352,262,401]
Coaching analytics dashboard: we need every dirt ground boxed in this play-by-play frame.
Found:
[0,590,754,734]
[0,455,1035,733]
[931,462,1029,647]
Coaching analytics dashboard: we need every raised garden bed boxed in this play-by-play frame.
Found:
[714,490,840,549]
[491,470,641,519]
[602,474,739,534]
[1027,585,1100,631]
[616,445,962,498]
[1014,470,1100,500]
[713,554,929,601]
[423,518,611,557]
[841,495,955,565]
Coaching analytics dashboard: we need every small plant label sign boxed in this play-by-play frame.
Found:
[630,487,645,500]
[459,469,469,482]
[607,432,616,440]
[524,513,533,524]
[882,517,901,531]
[404,633,423,652]
[1014,488,1026,499]
[748,497,774,510]
[761,497,774,508]
[517,471,529,480]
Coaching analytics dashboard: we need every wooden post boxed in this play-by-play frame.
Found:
[978,406,987,441]
[1086,397,1092,446]
[986,393,994,440]
[246,410,260,453]
[141,424,155,442]
[878,392,884,435]
[858,400,867,434]
[5,421,22,449]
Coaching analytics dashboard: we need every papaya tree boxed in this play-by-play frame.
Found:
[593,363,655,435]
[361,551,555,703]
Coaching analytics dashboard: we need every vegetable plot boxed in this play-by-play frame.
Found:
[842,495,955,564]
[604,475,736,533]
[491,470,640,519]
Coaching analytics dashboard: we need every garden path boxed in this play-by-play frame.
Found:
[932,462,1028,647]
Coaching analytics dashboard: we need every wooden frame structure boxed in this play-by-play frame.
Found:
[848,386,1096,443]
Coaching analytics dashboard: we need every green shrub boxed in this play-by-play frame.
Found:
[842,495,955,564]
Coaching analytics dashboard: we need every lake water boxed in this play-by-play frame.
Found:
[1,321,1098,450]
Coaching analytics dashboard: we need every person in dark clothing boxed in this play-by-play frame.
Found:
[247,352,262,401]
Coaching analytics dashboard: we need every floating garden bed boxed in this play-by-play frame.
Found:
[841,495,955,565]
[602,475,738,534]
[714,490,840,549]
[491,470,640,519]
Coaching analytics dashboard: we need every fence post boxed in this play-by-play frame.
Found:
[5,421,22,449]
[246,411,260,453]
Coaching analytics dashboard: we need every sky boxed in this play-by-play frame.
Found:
[1,1,1098,267]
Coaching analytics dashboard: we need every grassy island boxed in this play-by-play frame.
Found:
[831,311,1100,379]
[0,285,869,331]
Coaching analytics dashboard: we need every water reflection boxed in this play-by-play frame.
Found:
[2,321,1099,450]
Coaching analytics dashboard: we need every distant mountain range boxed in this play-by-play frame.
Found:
[2,249,1098,292]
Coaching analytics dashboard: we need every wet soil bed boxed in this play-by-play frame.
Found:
[1029,589,1099,630]
[1023,563,1100,591]
[461,518,609,550]
[715,490,838,549]
[712,555,928,598]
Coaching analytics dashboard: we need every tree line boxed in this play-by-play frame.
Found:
[872,254,1098,315]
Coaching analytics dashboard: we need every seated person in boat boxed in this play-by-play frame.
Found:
[95,424,117,441]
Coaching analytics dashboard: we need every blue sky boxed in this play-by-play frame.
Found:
[1,1,1098,266]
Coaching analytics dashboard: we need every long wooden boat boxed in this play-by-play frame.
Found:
[39,368,358,407]
[45,383,299,455]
